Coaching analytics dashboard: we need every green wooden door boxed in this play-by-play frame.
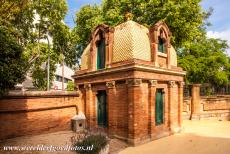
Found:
[97,39,105,70]
[97,90,107,127]
[155,89,164,125]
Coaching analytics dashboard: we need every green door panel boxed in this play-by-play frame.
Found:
[97,90,107,127]
[155,89,164,125]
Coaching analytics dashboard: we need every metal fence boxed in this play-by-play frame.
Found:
[183,85,192,97]
[183,84,230,97]
[200,84,230,96]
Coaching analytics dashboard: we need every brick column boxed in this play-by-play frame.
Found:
[106,81,116,137]
[168,81,180,133]
[178,82,184,127]
[127,79,142,145]
[191,84,201,120]
[84,83,93,129]
[148,80,157,136]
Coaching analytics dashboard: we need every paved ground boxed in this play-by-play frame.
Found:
[0,131,128,154]
[0,120,229,154]
[119,120,230,154]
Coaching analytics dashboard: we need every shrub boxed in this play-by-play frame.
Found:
[67,81,74,91]
[73,133,108,154]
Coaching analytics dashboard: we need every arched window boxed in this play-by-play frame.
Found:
[158,30,166,53]
[96,32,106,70]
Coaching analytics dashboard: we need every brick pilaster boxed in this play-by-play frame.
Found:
[168,81,176,131]
[148,80,157,136]
[127,79,142,145]
[84,83,93,129]
[178,82,184,127]
[106,81,117,136]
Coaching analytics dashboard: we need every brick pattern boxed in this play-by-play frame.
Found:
[183,85,230,120]
[78,78,183,145]
[0,95,81,140]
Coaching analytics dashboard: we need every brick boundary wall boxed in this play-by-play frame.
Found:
[0,91,80,140]
[182,85,230,120]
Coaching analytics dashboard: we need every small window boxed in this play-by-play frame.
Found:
[158,37,165,53]
[96,33,106,70]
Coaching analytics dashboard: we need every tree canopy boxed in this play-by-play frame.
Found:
[0,24,28,95]
[178,38,230,86]
[0,0,78,93]
[75,0,211,49]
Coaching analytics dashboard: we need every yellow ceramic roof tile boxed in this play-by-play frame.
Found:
[170,46,177,66]
[80,20,177,69]
[112,21,151,62]
[81,44,90,70]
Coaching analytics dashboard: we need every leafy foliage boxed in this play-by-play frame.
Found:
[178,38,230,86]
[67,81,74,91]
[75,0,211,49]
[74,5,104,50]
[0,24,28,95]
[74,134,108,154]
[24,43,59,90]
[0,0,79,91]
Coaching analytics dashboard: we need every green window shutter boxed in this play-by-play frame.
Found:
[158,37,165,53]
[97,39,106,70]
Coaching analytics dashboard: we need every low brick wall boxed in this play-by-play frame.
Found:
[183,95,230,120]
[0,91,81,140]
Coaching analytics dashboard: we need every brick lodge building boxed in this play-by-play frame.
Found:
[72,20,186,145]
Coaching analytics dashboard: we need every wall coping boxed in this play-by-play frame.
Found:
[1,90,79,99]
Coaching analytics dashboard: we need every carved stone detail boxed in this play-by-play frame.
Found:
[168,81,175,88]
[126,79,142,86]
[84,83,91,90]
[106,81,116,89]
[149,80,157,87]
[178,82,185,88]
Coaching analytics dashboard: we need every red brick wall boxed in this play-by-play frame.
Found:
[80,80,182,145]
[183,96,230,120]
[0,91,80,140]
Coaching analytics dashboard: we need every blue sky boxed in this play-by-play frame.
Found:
[65,0,230,54]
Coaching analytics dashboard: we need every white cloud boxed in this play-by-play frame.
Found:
[207,29,230,55]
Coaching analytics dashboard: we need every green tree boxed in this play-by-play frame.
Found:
[74,5,104,49]
[75,0,211,49]
[178,38,230,86]
[0,0,33,95]
[67,81,74,91]
[0,0,78,91]
[0,25,28,95]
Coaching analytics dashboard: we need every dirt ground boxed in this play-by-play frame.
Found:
[0,120,229,154]
[119,120,230,154]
